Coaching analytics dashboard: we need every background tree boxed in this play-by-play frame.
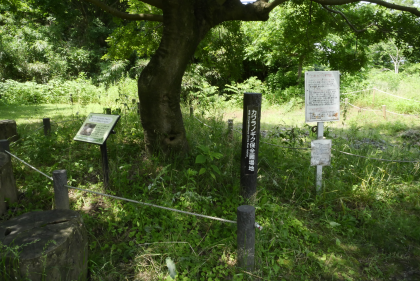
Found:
[66,0,420,155]
[370,39,411,73]
[0,0,127,83]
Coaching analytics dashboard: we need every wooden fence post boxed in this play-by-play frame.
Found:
[53,170,69,210]
[228,119,233,139]
[237,205,255,271]
[43,118,51,136]
[190,106,194,117]
[0,139,18,214]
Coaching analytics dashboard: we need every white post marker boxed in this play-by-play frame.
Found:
[312,129,332,192]
[305,71,340,192]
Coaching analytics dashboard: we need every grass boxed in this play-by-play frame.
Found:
[1,83,420,280]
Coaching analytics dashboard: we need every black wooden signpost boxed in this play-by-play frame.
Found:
[73,113,120,189]
[240,92,262,200]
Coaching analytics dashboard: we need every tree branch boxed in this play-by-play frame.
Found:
[263,0,289,13]
[321,5,374,33]
[140,0,163,10]
[312,0,420,17]
[82,0,163,21]
[218,0,288,22]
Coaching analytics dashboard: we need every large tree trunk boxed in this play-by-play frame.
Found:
[138,1,209,155]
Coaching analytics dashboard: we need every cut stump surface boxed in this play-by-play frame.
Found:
[0,209,88,281]
[0,120,19,142]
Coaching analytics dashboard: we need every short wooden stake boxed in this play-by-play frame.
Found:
[70,94,73,105]
[137,102,141,115]
[228,119,233,139]
[105,108,111,115]
[43,118,51,136]
[345,98,348,107]
[53,170,69,210]
[237,205,255,271]
[382,105,386,119]
[190,106,194,117]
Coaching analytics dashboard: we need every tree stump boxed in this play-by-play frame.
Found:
[0,120,19,142]
[0,152,17,214]
[0,210,88,281]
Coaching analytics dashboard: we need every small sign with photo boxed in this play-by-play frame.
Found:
[74,113,120,145]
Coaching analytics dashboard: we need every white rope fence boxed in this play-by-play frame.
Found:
[374,88,420,103]
[345,101,418,118]
[341,88,374,95]
[197,116,418,160]
[193,116,212,128]
[347,102,381,112]
[342,87,420,117]
[4,150,265,227]
[333,149,419,163]
[65,184,238,224]
[385,110,418,117]
[5,150,53,180]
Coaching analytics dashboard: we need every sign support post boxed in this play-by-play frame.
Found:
[100,142,109,188]
[73,113,120,189]
[305,71,340,193]
[315,122,324,192]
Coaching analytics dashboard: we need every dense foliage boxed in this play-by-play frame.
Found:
[1,1,420,279]
[1,0,419,105]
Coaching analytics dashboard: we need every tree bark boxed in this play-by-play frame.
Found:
[138,0,210,155]
[82,0,280,156]
[297,56,304,84]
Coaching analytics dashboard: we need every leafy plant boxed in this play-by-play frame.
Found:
[195,144,223,180]
[224,76,267,106]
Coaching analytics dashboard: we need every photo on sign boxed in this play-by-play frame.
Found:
[74,113,121,145]
[79,123,96,136]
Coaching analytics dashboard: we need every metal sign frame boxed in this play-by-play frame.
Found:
[73,113,120,145]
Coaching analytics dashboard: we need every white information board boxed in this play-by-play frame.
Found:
[311,139,332,166]
[305,71,340,123]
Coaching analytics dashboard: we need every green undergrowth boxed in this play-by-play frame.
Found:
[0,75,137,106]
[1,103,419,280]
